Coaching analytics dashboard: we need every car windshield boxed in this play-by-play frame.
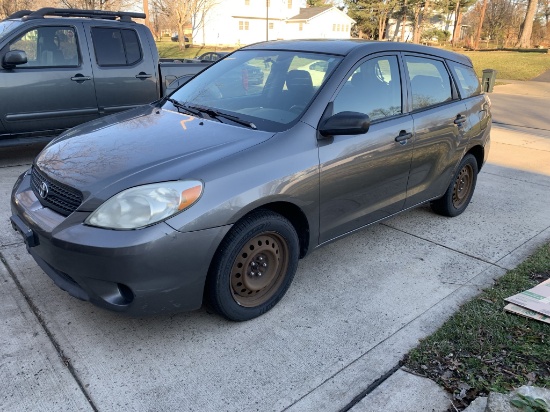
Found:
[166,49,342,132]
[0,20,22,42]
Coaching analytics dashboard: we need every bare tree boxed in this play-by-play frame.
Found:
[151,0,216,48]
[0,0,41,18]
[58,0,138,11]
[516,0,539,47]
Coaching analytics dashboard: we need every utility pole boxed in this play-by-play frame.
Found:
[266,0,269,41]
[142,0,150,30]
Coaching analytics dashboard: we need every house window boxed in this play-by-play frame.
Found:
[333,23,336,31]
[337,24,341,31]
[299,23,303,31]
[269,22,274,29]
[239,21,249,30]
[244,0,249,4]
[288,0,292,9]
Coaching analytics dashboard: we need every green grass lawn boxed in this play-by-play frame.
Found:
[405,242,550,410]
[156,38,235,59]
[457,51,550,81]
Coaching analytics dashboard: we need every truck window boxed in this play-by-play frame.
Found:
[91,27,142,66]
[6,26,79,67]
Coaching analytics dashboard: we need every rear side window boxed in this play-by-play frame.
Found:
[405,56,453,110]
[91,27,142,66]
[448,61,481,98]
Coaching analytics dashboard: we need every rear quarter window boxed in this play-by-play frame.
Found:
[448,61,481,98]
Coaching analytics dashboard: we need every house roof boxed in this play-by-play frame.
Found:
[287,6,355,24]
[288,6,331,21]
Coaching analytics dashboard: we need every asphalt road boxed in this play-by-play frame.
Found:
[1,83,550,412]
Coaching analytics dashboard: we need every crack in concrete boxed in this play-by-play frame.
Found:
[0,163,32,169]
[495,224,550,267]
[380,223,508,270]
[0,241,25,250]
[482,170,550,187]
[0,253,99,412]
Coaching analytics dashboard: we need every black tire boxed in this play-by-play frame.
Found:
[206,210,299,321]
[431,154,478,217]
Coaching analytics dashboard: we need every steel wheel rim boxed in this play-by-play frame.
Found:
[230,232,289,307]
[452,164,473,209]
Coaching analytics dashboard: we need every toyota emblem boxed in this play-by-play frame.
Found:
[39,181,49,199]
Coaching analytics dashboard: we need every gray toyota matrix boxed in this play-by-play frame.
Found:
[11,40,491,321]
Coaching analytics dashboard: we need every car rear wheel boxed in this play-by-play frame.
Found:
[431,154,478,217]
[206,209,299,321]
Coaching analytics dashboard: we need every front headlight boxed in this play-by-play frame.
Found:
[85,181,203,230]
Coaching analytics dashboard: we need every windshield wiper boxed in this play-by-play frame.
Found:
[166,98,203,117]
[187,105,257,130]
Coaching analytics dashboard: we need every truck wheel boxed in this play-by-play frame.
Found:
[431,154,478,217]
[206,210,299,321]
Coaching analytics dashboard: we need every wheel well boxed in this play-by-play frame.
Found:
[467,145,484,171]
[254,202,310,258]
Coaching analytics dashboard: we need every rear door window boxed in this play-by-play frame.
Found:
[404,56,453,110]
[91,27,142,66]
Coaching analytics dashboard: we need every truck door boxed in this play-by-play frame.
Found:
[87,25,159,115]
[0,23,99,137]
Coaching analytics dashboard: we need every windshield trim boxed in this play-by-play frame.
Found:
[0,20,22,43]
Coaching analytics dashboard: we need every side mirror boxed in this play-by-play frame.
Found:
[319,111,370,138]
[2,50,27,69]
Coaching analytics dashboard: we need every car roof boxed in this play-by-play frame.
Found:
[242,39,473,67]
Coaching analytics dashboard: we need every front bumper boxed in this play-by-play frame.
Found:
[10,170,231,316]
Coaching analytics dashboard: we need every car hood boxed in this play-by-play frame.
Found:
[35,105,274,210]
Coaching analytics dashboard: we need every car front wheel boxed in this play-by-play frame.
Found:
[431,154,478,217]
[206,209,299,321]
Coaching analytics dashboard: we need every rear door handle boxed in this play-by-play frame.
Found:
[136,72,152,79]
[71,74,91,82]
[454,114,467,125]
[395,130,412,143]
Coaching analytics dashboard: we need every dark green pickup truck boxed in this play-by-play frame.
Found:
[0,8,212,146]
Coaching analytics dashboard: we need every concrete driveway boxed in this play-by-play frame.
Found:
[1,82,550,412]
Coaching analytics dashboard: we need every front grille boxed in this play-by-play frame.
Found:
[30,167,83,216]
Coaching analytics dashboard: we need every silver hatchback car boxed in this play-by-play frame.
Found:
[11,40,491,321]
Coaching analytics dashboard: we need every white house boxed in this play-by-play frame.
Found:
[192,1,355,47]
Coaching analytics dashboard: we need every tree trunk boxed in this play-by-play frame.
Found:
[378,14,386,40]
[413,0,430,44]
[393,18,401,41]
[451,0,462,44]
[473,0,488,49]
[400,0,407,42]
[516,0,539,48]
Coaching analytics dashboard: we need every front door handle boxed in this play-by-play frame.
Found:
[136,72,152,79]
[454,114,467,125]
[71,74,91,82]
[395,130,412,144]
